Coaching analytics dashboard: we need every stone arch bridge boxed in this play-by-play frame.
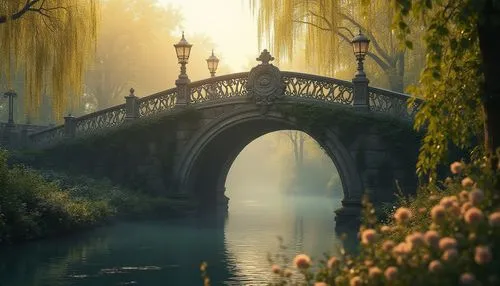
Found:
[25,50,422,221]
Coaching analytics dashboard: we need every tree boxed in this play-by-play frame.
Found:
[393,0,500,178]
[283,130,306,171]
[0,1,98,120]
[250,0,425,91]
[83,0,230,110]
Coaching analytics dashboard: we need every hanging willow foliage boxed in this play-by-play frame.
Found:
[0,0,99,121]
[250,0,406,82]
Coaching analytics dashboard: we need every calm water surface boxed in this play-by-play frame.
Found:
[0,195,356,286]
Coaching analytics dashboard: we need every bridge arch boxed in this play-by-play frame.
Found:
[174,104,363,210]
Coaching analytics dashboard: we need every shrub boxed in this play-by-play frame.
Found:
[0,149,113,243]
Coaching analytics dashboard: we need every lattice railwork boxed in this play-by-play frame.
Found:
[75,104,127,136]
[282,72,354,105]
[368,87,422,120]
[190,73,249,104]
[29,125,65,147]
[138,88,177,117]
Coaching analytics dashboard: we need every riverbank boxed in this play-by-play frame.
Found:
[0,150,197,245]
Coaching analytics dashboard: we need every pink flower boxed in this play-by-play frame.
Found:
[418,207,427,214]
[424,230,440,248]
[271,264,281,274]
[440,196,455,208]
[450,204,461,216]
[464,207,484,224]
[314,283,328,286]
[461,202,473,215]
[364,259,374,267]
[469,189,484,205]
[405,232,425,247]
[394,207,412,224]
[460,273,476,285]
[474,245,492,265]
[350,276,362,286]
[393,242,412,255]
[442,248,458,261]
[361,229,377,245]
[431,205,446,222]
[384,266,398,281]
[380,225,391,233]
[293,254,311,269]
[327,256,339,268]
[382,240,395,252]
[439,237,457,251]
[459,190,469,202]
[428,260,442,272]
[461,177,474,188]
[450,161,463,174]
[369,267,382,278]
[488,212,500,227]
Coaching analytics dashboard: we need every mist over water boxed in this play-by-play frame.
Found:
[0,131,349,286]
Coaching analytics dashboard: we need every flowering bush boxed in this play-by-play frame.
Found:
[262,158,500,285]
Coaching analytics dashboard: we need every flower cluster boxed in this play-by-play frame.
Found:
[266,161,500,286]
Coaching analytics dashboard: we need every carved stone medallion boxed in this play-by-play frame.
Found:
[246,50,285,106]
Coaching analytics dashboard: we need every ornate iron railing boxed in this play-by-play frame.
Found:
[28,125,65,147]
[75,104,127,136]
[368,86,423,120]
[190,72,248,104]
[282,72,354,105]
[28,70,423,148]
[138,88,177,116]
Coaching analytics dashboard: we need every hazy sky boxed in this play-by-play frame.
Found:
[158,0,260,72]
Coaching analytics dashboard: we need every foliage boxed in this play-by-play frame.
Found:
[0,0,99,120]
[82,0,231,112]
[38,170,198,220]
[0,149,110,243]
[250,0,426,91]
[0,148,197,244]
[213,160,500,285]
[391,0,487,180]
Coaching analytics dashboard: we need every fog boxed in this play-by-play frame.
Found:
[225,131,343,203]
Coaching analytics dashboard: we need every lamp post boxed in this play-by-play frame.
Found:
[206,49,219,77]
[4,89,17,126]
[351,30,371,111]
[174,32,193,107]
[206,50,220,100]
[352,30,370,78]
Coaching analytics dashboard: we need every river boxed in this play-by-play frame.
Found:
[0,193,355,286]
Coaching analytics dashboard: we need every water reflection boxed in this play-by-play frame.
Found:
[0,194,356,286]
[223,192,346,285]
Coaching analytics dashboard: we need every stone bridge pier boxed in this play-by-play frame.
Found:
[171,102,418,222]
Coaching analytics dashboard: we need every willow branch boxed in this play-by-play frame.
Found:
[293,20,331,31]
[339,12,393,65]
[0,0,41,23]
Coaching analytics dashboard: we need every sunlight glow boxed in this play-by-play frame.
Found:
[158,0,260,72]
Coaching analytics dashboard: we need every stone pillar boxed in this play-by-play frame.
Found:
[352,76,370,112]
[124,88,139,121]
[334,199,363,224]
[64,114,77,138]
[4,90,17,126]
[175,75,191,107]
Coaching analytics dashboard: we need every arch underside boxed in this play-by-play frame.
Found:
[177,106,363,210]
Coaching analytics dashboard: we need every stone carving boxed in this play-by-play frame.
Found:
[246,50,286,106]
